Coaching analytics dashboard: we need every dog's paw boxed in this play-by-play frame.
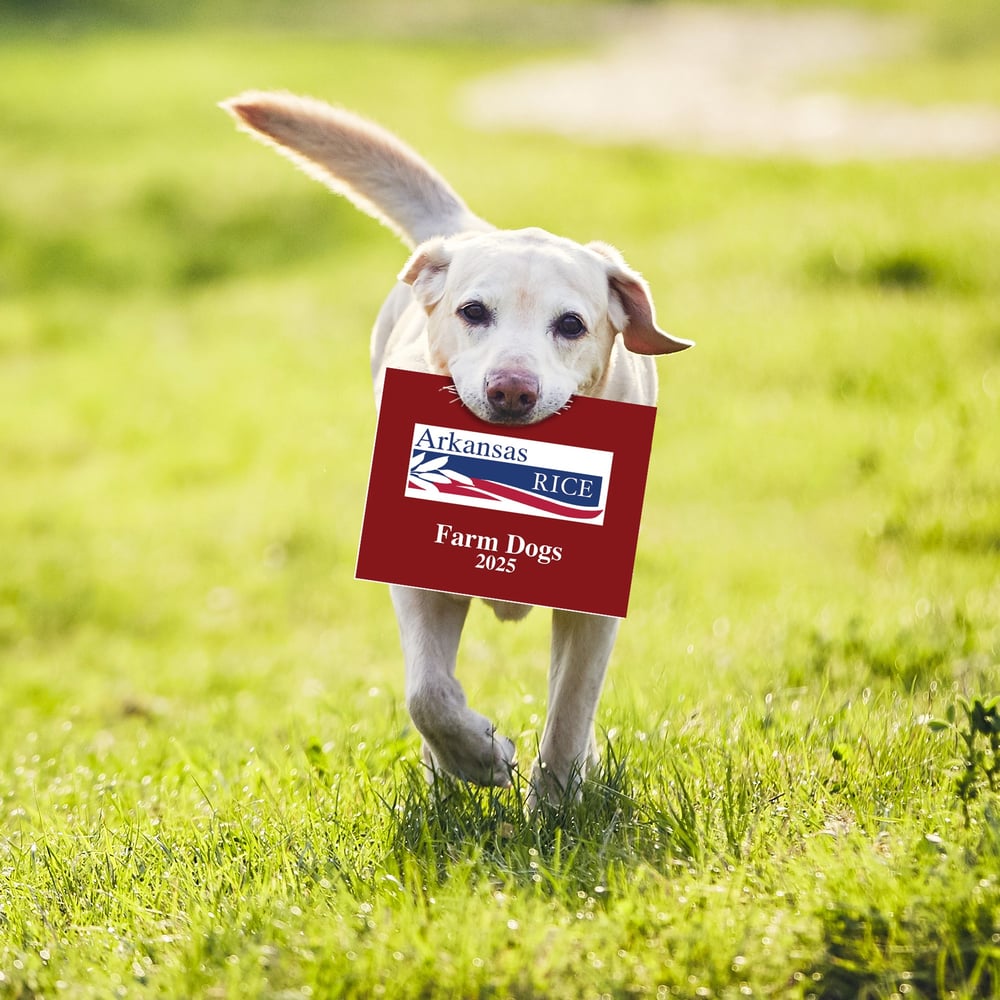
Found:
[525,756,588,810]
[421,712,516,788]
[408,686,515,787]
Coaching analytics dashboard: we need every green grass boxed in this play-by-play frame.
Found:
[2,5,999,998]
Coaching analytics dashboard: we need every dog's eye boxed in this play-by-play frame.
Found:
[554,313,586,339]
[458,301,491,326]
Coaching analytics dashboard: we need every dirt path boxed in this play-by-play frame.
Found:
[461,4,1000,160]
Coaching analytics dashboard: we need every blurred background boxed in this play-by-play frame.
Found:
[1,0,997,722]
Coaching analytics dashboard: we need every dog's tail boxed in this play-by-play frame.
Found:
[221,91,489,248]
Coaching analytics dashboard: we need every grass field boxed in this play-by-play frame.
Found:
[1,2,999,997]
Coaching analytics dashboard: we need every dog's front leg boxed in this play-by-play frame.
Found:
[529,611,620,806]
[391,584,516,787]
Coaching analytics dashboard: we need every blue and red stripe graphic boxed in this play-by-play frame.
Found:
[406,448,609,523]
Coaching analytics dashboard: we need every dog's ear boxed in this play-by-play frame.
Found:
[588,242,693,356]
[400,237,452,311]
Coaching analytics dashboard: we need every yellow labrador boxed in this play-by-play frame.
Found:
[222,93,692,805]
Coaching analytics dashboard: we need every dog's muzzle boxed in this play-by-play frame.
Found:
[485,370,539,421]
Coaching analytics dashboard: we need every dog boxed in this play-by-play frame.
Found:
[221,92,692,805]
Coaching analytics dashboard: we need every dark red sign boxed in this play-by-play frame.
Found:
[355,368,657,617]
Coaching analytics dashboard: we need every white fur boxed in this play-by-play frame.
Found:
[222,92,692,805]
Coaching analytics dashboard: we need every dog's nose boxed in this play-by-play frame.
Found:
[486,371,539,420]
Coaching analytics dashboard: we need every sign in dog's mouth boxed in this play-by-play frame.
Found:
[357,368,657,618]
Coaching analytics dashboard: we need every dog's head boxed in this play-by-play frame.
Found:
[401,228,691,424]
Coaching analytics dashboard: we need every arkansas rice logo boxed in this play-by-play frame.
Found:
[405,423,613,525]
